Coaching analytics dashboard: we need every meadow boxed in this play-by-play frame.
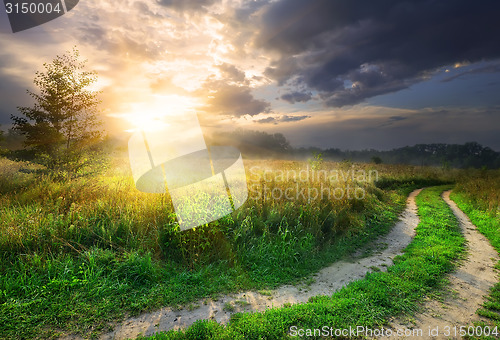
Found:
[0,153,498,339]
[146,185,465,339]
[450,170,500,337]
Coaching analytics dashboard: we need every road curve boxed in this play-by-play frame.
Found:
[95,189,423,340]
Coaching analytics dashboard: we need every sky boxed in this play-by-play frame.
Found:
[0,0,499,151]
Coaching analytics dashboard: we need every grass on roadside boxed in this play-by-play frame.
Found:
[142,186,466,339]
[450,173,500,339]
[1,159,449,338]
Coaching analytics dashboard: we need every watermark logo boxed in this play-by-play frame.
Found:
[248,165,379,202]
[4,0,79,33]
[128,111,248,231]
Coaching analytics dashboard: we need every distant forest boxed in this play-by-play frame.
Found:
[2,128,499,169]
[210,129,500,169]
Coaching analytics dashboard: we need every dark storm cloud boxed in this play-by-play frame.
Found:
[280,91,312,104]
[256,0,500,107]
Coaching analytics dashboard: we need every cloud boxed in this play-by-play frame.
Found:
[280,91,312,104]
[133,1,161,17]
[377,115,408,128]
[279,114,311,122]
[156,0,217,13]
[199,79,271,117]
[441,61,500,83]
[389,116,407,122]
[74,20,163,61]
[278,106,500,150]
[254,114,311,124]
[255,116,276,124]
[217,63,246,82]
[255,0,500,107]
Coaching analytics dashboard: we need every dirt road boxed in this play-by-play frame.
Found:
[379,190,499,339]
[102,189,422,339]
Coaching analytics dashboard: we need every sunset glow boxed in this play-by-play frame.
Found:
[0,0,499,150]
[119,95,199,133]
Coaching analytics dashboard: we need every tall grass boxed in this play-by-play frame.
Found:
[0,158,427,262]
[450,169,500,338]
[0,156,452,337]
[453,168,500,212]
[144,186,466,339]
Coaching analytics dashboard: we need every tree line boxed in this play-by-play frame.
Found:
[210,131,500,169]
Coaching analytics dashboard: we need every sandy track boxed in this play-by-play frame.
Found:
[379,190,499,339]
[98,189,422,340]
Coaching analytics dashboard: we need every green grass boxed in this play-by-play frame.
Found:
[450,181,500,339]
[0,158,453,338]
[141,186,466,339]
[0,201,403,338]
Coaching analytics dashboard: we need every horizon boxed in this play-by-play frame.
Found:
[290,140,500,153]
[3,126,499,153]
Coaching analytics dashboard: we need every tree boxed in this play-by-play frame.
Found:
[371,156,382,164]
[11,48,104,173]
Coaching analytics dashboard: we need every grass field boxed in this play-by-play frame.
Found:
[0,155,494,339]
[142,185,466,339]
[450,170,500,339]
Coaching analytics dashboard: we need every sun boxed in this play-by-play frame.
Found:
[122,95,199,132]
